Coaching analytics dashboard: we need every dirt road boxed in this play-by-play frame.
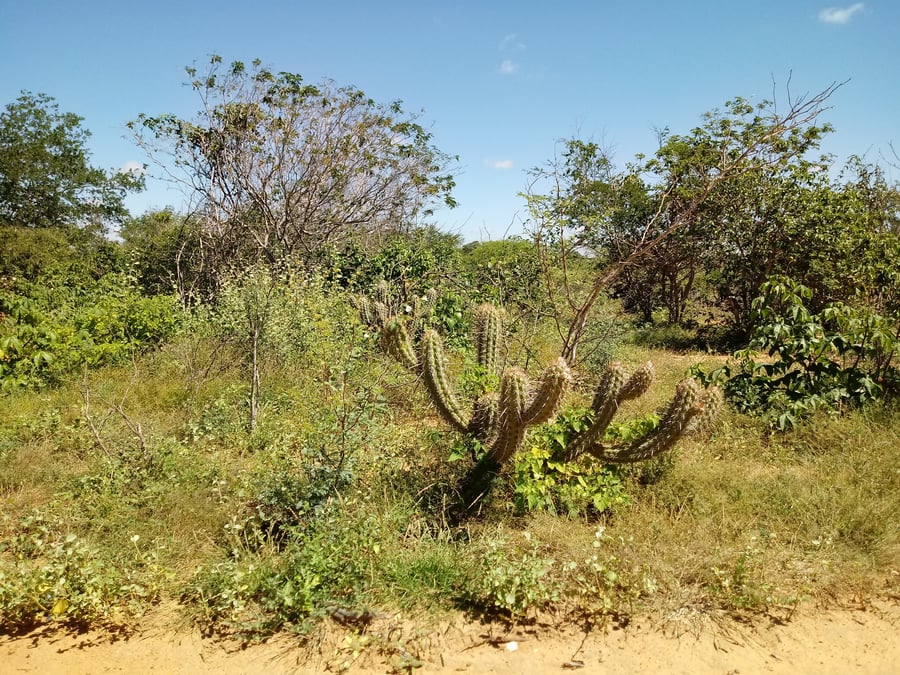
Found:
[3,600,898,674]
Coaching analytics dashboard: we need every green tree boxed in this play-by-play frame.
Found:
[0,92,142,233]
[525,86,841,355]
[131,56,457,291]
[702,155,900,333]
[120,209,202,297]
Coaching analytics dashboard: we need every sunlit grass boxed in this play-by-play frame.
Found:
[1,313,897,637]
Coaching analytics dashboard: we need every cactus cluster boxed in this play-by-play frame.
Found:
[357,295,573,466]
[558,362,724,464]
[355,291,723,512]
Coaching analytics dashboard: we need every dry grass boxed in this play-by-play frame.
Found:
[1,336,897,637]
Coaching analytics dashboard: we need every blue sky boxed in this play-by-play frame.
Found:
[1,1,897,242]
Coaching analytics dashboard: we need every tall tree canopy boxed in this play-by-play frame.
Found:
[131,56,457,287]
[0,92,141,232]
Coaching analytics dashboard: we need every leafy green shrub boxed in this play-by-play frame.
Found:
[243,449,356,546]
[698,277,898,430]
[458,532,561,619]
[514,408,632,518]
[0,513,163,634]
[184,501,383,639]
[0,273,181,390]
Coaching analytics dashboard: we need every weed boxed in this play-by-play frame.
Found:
[0,512,165,634]
[459,530,561,620]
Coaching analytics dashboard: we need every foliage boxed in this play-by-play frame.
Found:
[698,277,898,430]
[459,532,561,619]
[184,501,383,639]
[323,226,462,291]
[523,86,879,351]
[120,208,201,296]
[131,56,456,291]
[0,92,142,233]
[459,237,548,311]
[0,273,181,391]
[514,406,632,518]
[0,513,164,634]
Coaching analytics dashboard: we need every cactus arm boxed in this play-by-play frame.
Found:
[521,357,572,426]
[473,303,503,377]
[422,330,469,434]
[562,361,656,462]
[380,320,418,370]
[583,379,712,464]
[562,363,629,462]
[618,362,655,401]
[685,387,724,437]
[488,367,529,464]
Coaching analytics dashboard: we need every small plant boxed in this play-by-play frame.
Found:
[184,500,383,641]
[460,532,561,619]
[565,527,641,619]
[708,530,790,611]
[0,513,164,634]
[514,408,630,518]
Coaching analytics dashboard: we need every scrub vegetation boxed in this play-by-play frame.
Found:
[1,57,898,654]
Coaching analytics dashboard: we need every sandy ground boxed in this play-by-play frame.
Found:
[2,600,899,674]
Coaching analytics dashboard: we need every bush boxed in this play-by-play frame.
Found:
[184,500,384,640]
[697,276,898,430]
[0,513,163,634]
[0,273,181,390]
[513,408,632,518]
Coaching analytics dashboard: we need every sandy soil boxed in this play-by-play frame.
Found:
[2,599,898,674]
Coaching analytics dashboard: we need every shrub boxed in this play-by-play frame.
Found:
[514,407,631,518]
[697,277,898,430]
[0,273,181,390]
[0,513,163,634]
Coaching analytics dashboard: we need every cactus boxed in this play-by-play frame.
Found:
[380,319,418,371]
[355,290,722,516]
[558,362,722,465]
[562,361,654,462]
[357,294,571,463]
[422,329,468,434]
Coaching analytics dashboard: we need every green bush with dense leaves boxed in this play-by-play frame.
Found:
[513,407,633,517]
[698,276,898,430]
[0,273,181,390]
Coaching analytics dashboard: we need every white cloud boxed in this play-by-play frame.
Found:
[119,160,146,176]
[499,33,525,51]
[819,3,864,24]
[486,158,514,170]
[498,59,519,75]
